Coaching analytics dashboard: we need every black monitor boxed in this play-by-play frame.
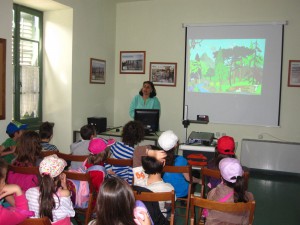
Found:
[134,109,159,134]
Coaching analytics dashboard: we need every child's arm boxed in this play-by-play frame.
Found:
[0,184,33,224]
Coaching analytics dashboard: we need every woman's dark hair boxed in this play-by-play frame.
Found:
[39,122,54,139]
[94,176,136,225]
[15,130,42,165]
[0,158,8,181]
[139,81,157,98]
[224,176,249,203]
[87,147,110,165]
[122,121,145,147]
[142,156,164,175]
[80,124,96,140]
[39,175,61,221]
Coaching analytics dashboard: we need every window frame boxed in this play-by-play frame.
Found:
[13,4,43,130]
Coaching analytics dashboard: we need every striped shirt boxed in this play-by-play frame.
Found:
[105,141,134,184]
[25,187,75,222]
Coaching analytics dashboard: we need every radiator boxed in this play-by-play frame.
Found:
[241,139,300,174]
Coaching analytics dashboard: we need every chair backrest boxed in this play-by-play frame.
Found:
[201,167,249,198]
[18,217,52,225]
[57,152,88,162]
[8,164,39,175]
[133,190,176,225]
[105,158,133,167]
[40,150,59,158]
[190,194,256,225]
[64,170,94,225]
[163,165,193,225]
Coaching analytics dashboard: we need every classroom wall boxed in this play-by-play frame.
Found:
[114,0,300,156]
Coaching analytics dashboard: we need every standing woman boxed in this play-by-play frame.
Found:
[129,81,161,119]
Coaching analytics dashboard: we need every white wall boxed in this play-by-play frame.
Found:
[0,0,13,141]
[43,8,73,152]
[114,0,300,156]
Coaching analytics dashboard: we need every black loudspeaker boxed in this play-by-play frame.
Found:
[87,117,107,134]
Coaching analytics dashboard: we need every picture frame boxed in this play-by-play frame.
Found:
[120,51,146,74]
[0,38,6,120]
[288,60,300,87]
[90,58,106,84]
[149,62,177,87]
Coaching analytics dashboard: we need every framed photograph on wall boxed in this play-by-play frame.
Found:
[120,51,146,74]
[0,38,6,120]
[149,62,177,87]
[288,60,300,87]
[90,58,106,84]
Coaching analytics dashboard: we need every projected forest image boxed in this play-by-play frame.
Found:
[188,39,265,95]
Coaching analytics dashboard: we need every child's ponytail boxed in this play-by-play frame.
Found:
[226,176,249,203]
[39,174,57,221]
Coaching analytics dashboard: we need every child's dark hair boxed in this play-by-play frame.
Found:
[122,121,145,147]
[142,156,164,175]
[139,81,157,98]
[39,174,61,221]
[214,153,236,167]
[15,130,42,165]
[80,124,96,140]
[0,158,8,180]
[94,176,136,225]
[88,147,110,165]
[224,176,249,203]
[39,122,54,139]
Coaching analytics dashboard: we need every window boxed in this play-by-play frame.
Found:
[12,4,43,129]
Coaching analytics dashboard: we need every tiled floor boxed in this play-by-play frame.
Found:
[73,171,300,225]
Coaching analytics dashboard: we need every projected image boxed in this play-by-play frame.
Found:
[188,39,265,95]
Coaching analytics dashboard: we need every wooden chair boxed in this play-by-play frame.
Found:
[64,170,94,225]
[163,165,193,225]
[133,190,176,225]
[8,164,40,175]
[189,194,256,225]
[57,152,88,162]
[105,158,133,167]
[40,150,59,158]
[18,217,52,225]
[201,167,249,198]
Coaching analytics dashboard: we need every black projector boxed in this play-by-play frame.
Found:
[87,117,107,134]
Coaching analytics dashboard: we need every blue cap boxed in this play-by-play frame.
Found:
[6,121,28,135]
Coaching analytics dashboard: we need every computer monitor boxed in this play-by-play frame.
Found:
[134,109,159,134]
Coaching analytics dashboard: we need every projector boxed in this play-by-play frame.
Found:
[188,131,214,146]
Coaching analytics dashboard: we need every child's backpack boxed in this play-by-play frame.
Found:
[67,164,107,208]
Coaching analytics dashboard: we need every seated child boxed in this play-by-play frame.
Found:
[39,121,59,151]
[0,158,33,225]
[26,154,75,224]
[160,130,201,198]
[206,136,237,189]
[105,120,145,184]
[88,176,152,225]
[7,130,42,191]
[0,121,27,163]
[141,156,174,217]
[70,124,96,170]
[206,158,254,225]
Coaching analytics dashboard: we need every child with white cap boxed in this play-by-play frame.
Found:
[205,158,254,225]
[159,130,201,198]
[25,154,75,224]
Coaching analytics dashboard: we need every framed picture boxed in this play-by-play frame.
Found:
[149,62,177,87]
[120,51,146,74]
[288,60,300,87]
[90,58,106,84]
[0,38,6,120]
